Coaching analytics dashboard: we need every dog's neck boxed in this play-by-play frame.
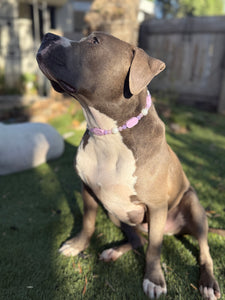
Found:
[81,90,151,136]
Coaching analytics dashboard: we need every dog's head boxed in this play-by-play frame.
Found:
[36,32,165,105]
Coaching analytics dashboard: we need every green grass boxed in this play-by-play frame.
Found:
[0,97,225,300]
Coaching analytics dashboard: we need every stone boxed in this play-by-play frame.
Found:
[0,122,64,175]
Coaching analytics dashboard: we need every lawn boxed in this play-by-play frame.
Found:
[0,96,225,300]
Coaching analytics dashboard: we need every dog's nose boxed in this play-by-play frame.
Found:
[36,33,61,62]
[42,32,60,43]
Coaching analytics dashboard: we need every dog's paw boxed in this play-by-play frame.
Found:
[59,235,89,257]
[199,271,221,300]
[143,279,167,299]
[99,248,123,262]
[58,243,82,257]
[199,286,221,300]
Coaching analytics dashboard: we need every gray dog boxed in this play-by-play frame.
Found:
[37,32,220,300]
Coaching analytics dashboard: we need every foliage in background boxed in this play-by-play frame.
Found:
[156,0,224,18]
[0,69,20,95]
[0,69,38,95]
[20,73,38,95]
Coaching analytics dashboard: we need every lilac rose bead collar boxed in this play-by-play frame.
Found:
[89,90,152,136]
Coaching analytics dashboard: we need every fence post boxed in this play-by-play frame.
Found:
[218,70,225,113]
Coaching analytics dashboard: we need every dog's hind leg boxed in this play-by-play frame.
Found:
[59,183,98,256]
[176,187,221,299]
[99,221,147,262]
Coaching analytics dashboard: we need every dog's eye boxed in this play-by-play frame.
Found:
[92,37,100,45]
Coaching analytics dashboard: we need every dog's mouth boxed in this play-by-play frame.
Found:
[37,60,76,94]
[51,79,77,94]
[58,80,76,94]
[37,59,54,81]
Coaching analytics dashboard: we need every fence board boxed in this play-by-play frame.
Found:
[139,16,225,111]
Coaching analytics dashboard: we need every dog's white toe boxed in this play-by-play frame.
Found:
[59,243,80,257]
[99,248,123,262]
[200,286,217,300]
[143,279,167,299]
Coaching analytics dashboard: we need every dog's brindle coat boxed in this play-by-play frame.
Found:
[37,32,220,299]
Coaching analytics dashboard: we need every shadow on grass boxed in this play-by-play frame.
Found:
[0,140,81,299]
[167,132,225,208]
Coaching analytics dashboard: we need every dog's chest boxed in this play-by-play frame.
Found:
[76,108,144,225]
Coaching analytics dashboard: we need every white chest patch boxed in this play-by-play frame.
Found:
[76,107,142,225]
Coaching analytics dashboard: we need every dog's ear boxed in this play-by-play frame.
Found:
[129,47,166,95]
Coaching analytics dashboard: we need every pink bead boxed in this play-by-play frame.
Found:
[92,128,105,136]
[146,95,152,109]
[126,117,139,128]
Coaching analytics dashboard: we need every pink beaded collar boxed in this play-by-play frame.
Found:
[89,90,152,136]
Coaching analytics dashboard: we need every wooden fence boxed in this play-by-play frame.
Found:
[139,16,225,112]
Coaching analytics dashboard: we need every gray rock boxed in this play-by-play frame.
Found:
[0,122,64,175]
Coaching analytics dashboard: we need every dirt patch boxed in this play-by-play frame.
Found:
[0,93,81,124]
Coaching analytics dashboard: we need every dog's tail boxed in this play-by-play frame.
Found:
[209,228,225,237]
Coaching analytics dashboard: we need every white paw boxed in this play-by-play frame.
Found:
[143,279,167,299]
[199,286,217,300]
[59,243,81,257]
[99,248,123,262]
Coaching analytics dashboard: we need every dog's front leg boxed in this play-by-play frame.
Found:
[59,183,98,257]
[143,205,168,299]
